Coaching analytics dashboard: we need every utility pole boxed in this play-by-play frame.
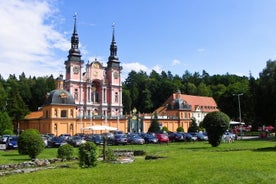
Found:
[233,93,243,139]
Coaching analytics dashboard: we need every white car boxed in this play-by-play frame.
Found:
[223,131,237,142]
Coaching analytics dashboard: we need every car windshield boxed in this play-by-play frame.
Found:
[53,137,63,141]
[10,137,18,141]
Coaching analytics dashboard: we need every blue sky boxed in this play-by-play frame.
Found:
[1,0,276,80]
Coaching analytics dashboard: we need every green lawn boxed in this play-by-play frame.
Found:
[1,138,276,184]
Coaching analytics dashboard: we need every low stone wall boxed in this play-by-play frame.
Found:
[0,158,63,176]
[113,150,134,164]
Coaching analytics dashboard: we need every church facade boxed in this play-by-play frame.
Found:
[64,16,123,120]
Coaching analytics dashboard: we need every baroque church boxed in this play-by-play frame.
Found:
[19,16,126,136]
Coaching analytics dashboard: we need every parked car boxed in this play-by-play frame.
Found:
[6,136,18,149]
[86,134,104,145]
[108,134,128,145]
[196,132,208,141]
[258,125,275,132]
[67,136,86,147]
[156,133,169,143]
[168,132,185,142]
[142,134,158,144]
[47,136,67,147]
[223,131,237,142]
[183,133,194,142]
[41,135,49,147]
[59,134,71,140]
[127,134,145,144]
[189,132,198,141]
[1,135,10,144]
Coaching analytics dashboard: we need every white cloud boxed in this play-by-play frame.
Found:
[121,62,149,73]
[172,59,181,66]
[120,62,164,81]
[120,62,149,81]
[152,65,163,73]
[0,0,69,79]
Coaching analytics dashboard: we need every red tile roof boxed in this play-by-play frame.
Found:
[25,111,43,119]
[178,94,218,112]
[157,93,218,113]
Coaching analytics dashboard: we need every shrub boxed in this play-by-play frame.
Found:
[202,111,230,147]
[105,148,118,161]
[18,129,45,159]
[188,118,199,132]
[148,112,161,133]
[79,142,98,168]
[2,129,14,135]
[176,127,184,132]
[161,126,169,132]
[57,144,74,160]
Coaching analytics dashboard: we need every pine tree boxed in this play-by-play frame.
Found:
[148,112,160,133]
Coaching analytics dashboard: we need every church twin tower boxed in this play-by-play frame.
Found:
[64,15,123,119]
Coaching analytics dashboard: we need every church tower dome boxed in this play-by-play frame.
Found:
[44,75,75,106]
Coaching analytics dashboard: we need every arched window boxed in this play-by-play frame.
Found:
[70,124,73,131]
[115,92,118,103]
[70,109,74,117]
[61,110,67,117]
[74,89,78,100]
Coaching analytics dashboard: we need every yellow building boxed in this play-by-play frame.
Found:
[19,75,128,136]
[20,87,218,135]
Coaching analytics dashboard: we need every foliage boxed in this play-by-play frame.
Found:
[257,60,276,124]
[78,142,98,168]
[0,74,55,117]
[176,127,184,132]
[105,148,118,161]
[122,88,132,114]
[0,112,13,135]
[6,87,29,128]
[57,144,74,160]
[18,129,45,159]
[202,111,230,147]
[188,118,199,132]
[161,126,169,132]
[148,113,160,133]
[2,129,14,135]
[0,82,7,112]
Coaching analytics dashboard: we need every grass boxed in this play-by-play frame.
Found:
[1,138,276,184]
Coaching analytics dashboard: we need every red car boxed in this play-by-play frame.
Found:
[156,133,169,143]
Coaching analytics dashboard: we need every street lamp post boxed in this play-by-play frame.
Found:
[233,93,243,139]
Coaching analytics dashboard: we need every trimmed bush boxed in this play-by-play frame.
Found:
[79,142,98,168]
[57,144,74,160]
[202,111,230,147]
[161,126,169,132]
[18,129,45,159]
[105,148,118,161]
[176,127,184,132]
